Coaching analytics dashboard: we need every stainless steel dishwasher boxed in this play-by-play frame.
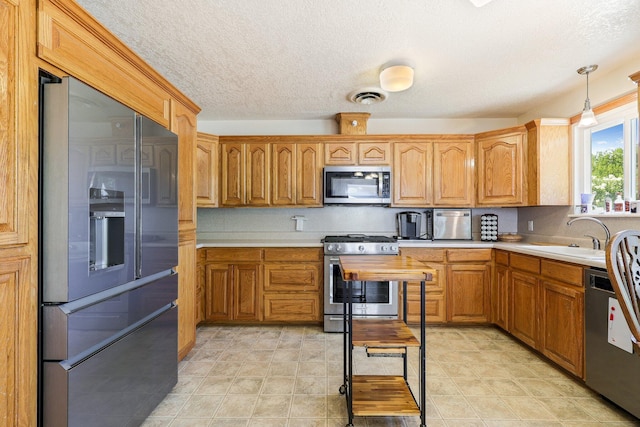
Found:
[585,267,640,419]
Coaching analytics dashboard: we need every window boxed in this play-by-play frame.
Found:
[574,101,639,211]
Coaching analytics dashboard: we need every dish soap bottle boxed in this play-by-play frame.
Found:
[614,193,624,212]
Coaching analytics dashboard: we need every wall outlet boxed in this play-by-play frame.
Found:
[527,220,534,231]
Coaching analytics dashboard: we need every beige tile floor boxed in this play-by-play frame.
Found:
[142,324,640,427]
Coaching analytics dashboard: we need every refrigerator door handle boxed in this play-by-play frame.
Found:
[135,115,143,279]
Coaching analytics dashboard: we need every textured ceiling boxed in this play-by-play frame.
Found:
[75,0,640,122]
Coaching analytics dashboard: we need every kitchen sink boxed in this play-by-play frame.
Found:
[527,245,605,260]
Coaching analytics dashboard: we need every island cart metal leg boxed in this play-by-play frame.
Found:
[420,279,426,427]
[340,279,354,427]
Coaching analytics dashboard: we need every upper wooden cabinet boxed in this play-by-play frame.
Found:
[433,138,475,206]
[325,141,391,165]
[296,143,323,206]
[393,137,475,207]
[196,132,218,207]
[220,142,245,206]
[0,0,32,247]
[393,141,433,206]
[475,126,526,206]
[246,143,271,206]
[220,141,270,206]
[524,119,570,206]
[272,142,322,206]
[219,137,322,207]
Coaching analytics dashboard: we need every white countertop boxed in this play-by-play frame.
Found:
[197,238,607,269]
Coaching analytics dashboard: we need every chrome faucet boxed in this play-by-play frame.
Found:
[566,217,611,250]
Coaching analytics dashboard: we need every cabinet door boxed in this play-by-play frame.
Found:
[325,142,356,165]
[177,238,196,359]
[493,264,510,330]
[196,133,218,207]
[246,143,270,206]
[476,131,525,206]
[171,100,196,225]
[433,140,474,206]
[393,142,433,206]
[272,143,295,205]
[0,256,31,426]
[358,142,391,165]
[234,264,261,321]
[296,143,322,206]
[446,264,491,323]
[510,270,538,348]
[196,252,205,324]
[205,264,233,321]
[221,143,245,206]
[155,143,178,206]
[540,279,584,377]
[1,0,29,243]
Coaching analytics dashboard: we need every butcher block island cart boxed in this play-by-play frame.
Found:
[338,255,436,427]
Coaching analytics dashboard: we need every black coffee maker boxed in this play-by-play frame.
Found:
[397,211,422,239]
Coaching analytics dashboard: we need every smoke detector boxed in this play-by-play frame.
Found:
[348,88,388,105]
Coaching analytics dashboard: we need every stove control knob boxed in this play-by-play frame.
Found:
[335,245,342,252]
[380,245,387,252]
[358,245,365,252]
[327,244,334,252]
[390,245,398,252]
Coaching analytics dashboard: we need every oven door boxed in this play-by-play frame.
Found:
[324,256,398,316]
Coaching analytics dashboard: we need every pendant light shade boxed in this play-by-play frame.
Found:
[379,63,414,92]
[577,65,598,128]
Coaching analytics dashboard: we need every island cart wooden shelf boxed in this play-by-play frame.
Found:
[338,255,436,427]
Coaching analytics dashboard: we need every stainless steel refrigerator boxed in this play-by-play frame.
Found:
[40,76,179,427]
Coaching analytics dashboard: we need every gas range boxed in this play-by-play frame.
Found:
[322,234,399,255]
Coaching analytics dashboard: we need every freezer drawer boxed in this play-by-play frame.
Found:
[43,306,177,427]
[43,273,177,360]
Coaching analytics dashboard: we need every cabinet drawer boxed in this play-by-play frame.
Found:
[400,248,445,262]
[406,295,445,323]
[446,248,492,262]
[263,293,320,321]
[495,250,509,266]
[510,253,540,274]
[406,279,443,296]
[263,248,322,262]
[541,260,583,287]
[206,248,263,262]
[263,264,321,291]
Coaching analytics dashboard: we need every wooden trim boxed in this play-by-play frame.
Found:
[38,0,199,115]
[629,70,640,84]
[569,91,637,125]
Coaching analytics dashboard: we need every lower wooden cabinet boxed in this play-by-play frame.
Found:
[492,250,510,330]
[510,270,539,348]
[497,251,585,378]
[263,248,322,322]
[205,262,261,322]
[400,247,491,324]
[199,247,322,323]
[447,263,491,322]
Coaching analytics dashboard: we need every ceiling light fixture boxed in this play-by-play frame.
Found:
[379,62,414,92]
[577,64,598,128]
[469,0,495,7]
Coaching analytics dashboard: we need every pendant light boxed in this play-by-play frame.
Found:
[577,64,598,128]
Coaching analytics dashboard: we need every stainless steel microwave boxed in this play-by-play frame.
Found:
[323,166,391,205]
